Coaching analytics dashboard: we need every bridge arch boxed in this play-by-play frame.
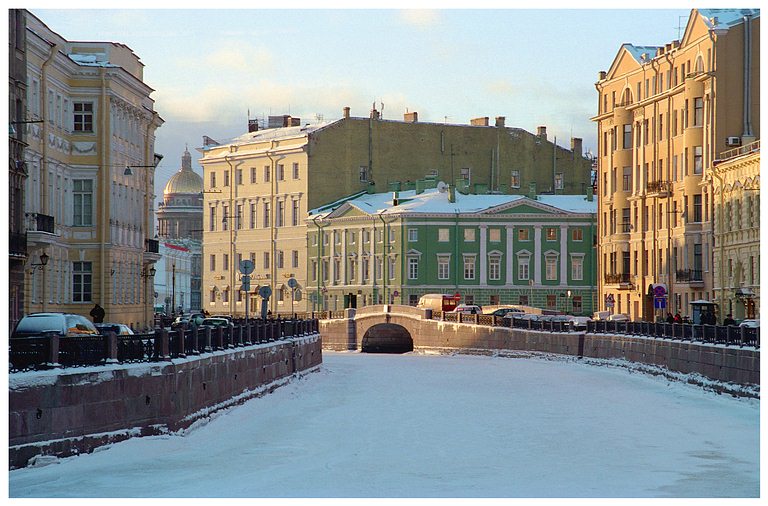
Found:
[361,323,413,354]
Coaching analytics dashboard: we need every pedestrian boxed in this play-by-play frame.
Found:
[673,312,682,324]
[723,313,736,326]
[90,303,105,323]
[666,312,674,324]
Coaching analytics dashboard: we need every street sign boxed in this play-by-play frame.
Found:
[239,259,255,275]
[453,292,461,301]
[258,285,272,299]
[393,290,399,297]
[654,297,667,309]
[653,284,667,297]
[287,277,298,289]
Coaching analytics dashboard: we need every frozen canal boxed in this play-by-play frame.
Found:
[9,351,759,498]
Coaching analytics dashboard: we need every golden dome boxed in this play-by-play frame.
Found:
[163,147,203,195]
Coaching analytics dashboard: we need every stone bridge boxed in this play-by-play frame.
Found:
[320,305,759,388]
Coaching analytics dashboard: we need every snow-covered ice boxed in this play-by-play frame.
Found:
[8,351,759,498]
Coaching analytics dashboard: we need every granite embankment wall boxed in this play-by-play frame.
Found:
[320,308,759,386]
[9,336,322,469]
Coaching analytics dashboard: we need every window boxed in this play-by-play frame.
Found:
[359,166,368,182]
[223,254,229,270]
[408,228,418,242]
[463,256,476,280]
[437,256,450,280]
[264,165,270,182]
[438,229,449,242]
[363,230,370,243]
[554,173,563,190]
[349,258,357,280]
[292,250,299,269]
[250,203,256,229]
[236,169,243,185]
[489,255,501,281]
[545,255,558,281]
[276,201,285,227]
[292,200,300,226]
[460,167,471,182]
[222,289,229,303]
[277,250,284,269]
[572,296,583,314]
[489,229,501,242]
[222,206,229,231]
[388,257,396,280]
[263,202,270,228]
[622,166,631,192]
[546,228,557,241]
[223,170,230,187]
[361,257,369,282]
[546,294,557,310]
[693,97,703,126]
[263,251,270,269]
[518,255,530,281]
[236,205,242,229]
[622,124,632,149]
[571,256,584,281]
[518,228,530,241]
[311,260,317,282]
[693,146,703,174]
[511,170,521,189]
[210,254,216,271]
[292,162,300,179]
[572,228,583,241]
[250,167,257,183]
[209,207,216,231]
[277,164,285,181]
[72,261,92,302]
[210,289,216,303]
[693,194,702,222]
[408,257,419,279]
[73,179,93,226]
[210,172,216,188]
[464,229,475,242]
[73,102,93,132]
[519,295,529,306]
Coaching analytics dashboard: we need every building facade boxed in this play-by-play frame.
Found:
[306,188,597,315]
[712,141,760,320]
[9,9,29,333]
[22,11,163,329]
[200,109,593,315]
[593,9,759,321]
[154,242,193,317]
[156,147,203,312]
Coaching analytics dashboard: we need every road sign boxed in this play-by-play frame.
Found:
[393,290,399,297]
[654,297,667,309]
[287,277,298,289]
[653,284,667,297]
[258,285,272,299]
[239,259,255,275]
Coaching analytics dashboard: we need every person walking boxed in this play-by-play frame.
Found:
[666,312,674,324]
[90,303,105,323]
[723,313,736,326]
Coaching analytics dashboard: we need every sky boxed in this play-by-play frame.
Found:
[9,351,760,498]
[26,4,695,201]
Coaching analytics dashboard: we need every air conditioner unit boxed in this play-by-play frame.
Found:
[726,136,742,147]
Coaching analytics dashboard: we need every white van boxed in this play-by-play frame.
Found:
[416,294,458,312]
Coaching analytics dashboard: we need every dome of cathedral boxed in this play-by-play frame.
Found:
[163,147,203,195]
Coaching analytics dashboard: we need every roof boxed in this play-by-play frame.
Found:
[309,188,596,219]
[696,8,760,30]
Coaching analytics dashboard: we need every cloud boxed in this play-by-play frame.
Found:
[398,9,441,29]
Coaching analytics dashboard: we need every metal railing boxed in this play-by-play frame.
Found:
[9,317,319,372]
[28,213,54,234]
[676,269,703,282]
[604,272,631,284]
[145,238,159,254]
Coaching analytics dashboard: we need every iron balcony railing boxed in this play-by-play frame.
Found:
[676,269,703,282]
[28,213,54,234]
[604,272,631,284]
[145,238,159,253]
[646,180,672,194]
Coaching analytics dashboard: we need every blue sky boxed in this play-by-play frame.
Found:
[29,7,693,197]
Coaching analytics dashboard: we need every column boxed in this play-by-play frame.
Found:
[560,225,568,285]
[534,225,542,284]
[505,226,515,285]
[479,225,487,284]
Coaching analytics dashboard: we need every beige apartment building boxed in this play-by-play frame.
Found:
[712,142,760,320]
[22,11,163,330]
[593,8,759,321]
[199,108,592,315]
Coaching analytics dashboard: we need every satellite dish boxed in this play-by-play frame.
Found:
[437,181,448,193]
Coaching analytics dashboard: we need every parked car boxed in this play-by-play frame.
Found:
[210,314,233,322]
[592,311,611,321]
[504,313,540,322]
[417,294,458,312]
[606,313,630,322]
[200,318,231,328]
[489,307,524,317]
[94,323,134,336]
[12,313,99,338]
[567,316,592,330]
[452,304,482,315]
[739,319,760,328]
[171,313,205,329]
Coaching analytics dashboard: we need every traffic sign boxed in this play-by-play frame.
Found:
[258,285,272,299]
[654,297,666,309]
[453,292,461,301]
[287,277,298,289]
[239,259,255,275]
[393,290,399,297]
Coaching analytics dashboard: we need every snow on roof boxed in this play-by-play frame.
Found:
[622,44,661,63]
[222,121,337,147]
[67,53,119,68]
[309,188,596,218]
[697,8,760,29]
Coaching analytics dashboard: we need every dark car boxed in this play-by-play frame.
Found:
[490,307,524,317]
[12,313,99,338]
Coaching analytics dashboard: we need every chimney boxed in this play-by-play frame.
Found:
[586,188,593,202]
[448,185,456,203]
[248,119,259,133]
[288,116,301,127]
[370,106,380,120]
[470,117,489,127]
[528,182,537,200]
[495,116,506,128]
[598,70,606,80]
[537,126,547,140]
[343,106,350,119]
[404,111,418,123]
[571,137,583,156]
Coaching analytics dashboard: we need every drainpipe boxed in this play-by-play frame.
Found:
[99,67,109,311]
[711,166,726,321]
[265,141,277,314]
[312,215,326,311]
[742,15,753,138]
[224,153,236,316]
[39,40,56,312]
[454,210,460,293]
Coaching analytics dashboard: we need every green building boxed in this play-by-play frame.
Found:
[307,185,597,315]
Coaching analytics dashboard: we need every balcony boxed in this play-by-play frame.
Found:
[676,269,704,286]
[646,180,672,197]
[9,231,27,258]
[604,272,633,289]
[143,238,161,263]
[26,213,57,248]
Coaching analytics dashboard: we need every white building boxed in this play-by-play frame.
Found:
[154,242,193,316]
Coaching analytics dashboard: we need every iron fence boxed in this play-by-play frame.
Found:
[9,317,318,373]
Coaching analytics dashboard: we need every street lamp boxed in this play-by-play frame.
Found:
[140,266,157,278]
[30,251,49,272]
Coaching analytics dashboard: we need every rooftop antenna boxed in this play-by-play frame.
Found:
[677,15,686,40]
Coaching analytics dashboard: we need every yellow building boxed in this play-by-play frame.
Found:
[199,108,592,315]
[593,8,759,321]
[22,11,163,330]
[712,141,760,320]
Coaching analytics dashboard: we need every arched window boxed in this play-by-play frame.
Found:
[621,88,633,106]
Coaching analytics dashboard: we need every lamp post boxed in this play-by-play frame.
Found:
[140,265,157,329]
[31,252,49,311]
